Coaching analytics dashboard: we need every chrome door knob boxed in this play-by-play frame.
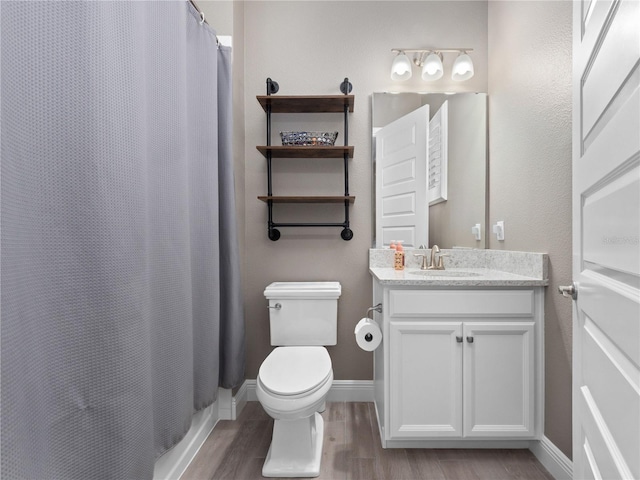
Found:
[558,283,577,300]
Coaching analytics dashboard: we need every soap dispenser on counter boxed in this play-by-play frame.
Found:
[394,241,405,270]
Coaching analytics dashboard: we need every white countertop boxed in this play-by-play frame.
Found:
[369,248,549,287]
[369,267,549,287]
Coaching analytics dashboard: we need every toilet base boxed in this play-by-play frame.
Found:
[262,412,324,478]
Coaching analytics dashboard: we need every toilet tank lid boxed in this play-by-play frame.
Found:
[264,282,341,299]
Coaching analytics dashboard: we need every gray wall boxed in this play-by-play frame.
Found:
[242,0,488,382]
[203,0,573,460]
[488,1,573,458]
[429,94,487,248]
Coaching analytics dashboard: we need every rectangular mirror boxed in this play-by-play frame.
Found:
[372,92,488,249]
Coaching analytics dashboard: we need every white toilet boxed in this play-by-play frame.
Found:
[257,281,341,478]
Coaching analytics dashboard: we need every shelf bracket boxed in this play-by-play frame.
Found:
[266,77,279,95]
[340,77,352,95]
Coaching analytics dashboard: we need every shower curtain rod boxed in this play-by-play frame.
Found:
[189,0,209,25]
[188,0,221,45]
[188,0,206,23]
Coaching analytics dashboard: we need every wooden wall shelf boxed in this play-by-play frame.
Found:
[257,95,354,113]
[257,78,355,241]
[256,146,354,159]
[258,196,356,204]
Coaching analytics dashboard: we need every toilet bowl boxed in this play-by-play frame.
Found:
[256,346,333,477]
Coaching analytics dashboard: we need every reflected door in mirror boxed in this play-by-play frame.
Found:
[375,104,429,248]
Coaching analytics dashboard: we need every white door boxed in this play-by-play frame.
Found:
[463,322,535,438]
[389,321,462,438]
[572,1,640,479]
[375,104,429,248]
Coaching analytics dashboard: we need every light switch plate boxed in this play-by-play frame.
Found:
[471,224,482,241]
[492,221,505,241]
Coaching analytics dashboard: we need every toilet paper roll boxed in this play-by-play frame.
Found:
[354,318,382,351]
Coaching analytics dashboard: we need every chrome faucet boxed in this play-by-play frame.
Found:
[428,245,447,270]
[413,245,447,270]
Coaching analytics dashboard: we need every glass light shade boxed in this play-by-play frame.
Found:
[390,53,412,81]
[451,52,474,81]
[421,52,443,81]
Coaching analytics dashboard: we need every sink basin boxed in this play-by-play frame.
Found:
[409,270,482,278]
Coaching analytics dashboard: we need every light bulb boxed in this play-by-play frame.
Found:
[391,52,412,81]
[421,52,443,81]
[451,52,474,81]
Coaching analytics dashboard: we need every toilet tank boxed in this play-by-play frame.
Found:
[264,282,341,346]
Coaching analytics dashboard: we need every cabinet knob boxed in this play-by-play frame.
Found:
[456,336,463,343]
[466,336,474,343]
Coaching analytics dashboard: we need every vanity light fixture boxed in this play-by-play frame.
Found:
[421,52,444,81]
[451,51,474,81]
[390,51,413,81]
[390,48,474,82]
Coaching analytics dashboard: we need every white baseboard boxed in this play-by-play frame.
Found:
[326,380,375,402]
[217,388,233,420]
[529,436,573,480]
[153,400,219,480]
[239,379,374,404]
[232,381,249,419]
[216,385,249,421]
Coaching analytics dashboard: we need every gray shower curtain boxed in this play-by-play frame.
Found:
[1,2,245,479]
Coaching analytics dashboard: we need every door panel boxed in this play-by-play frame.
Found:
[579,270,640,369]
[573,0,640,477]
[578,388,626,480]
[579,437,600,480]
[582,316,640,478]
[463,322,535,437]
[389,321,462,438]
[582,163,640,275]
[580,0,614,39]
[581,0,639,136]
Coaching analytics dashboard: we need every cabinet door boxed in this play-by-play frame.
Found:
[389,321,462,438]
[463,322,535,437]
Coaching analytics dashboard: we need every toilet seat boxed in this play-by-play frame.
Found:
[257,346,334,421]
[259,346,332,397]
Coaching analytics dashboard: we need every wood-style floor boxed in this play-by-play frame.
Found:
[181,402,555,480]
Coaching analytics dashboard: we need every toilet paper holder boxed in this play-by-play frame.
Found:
[366,303,382,319]
[355,305,383,347]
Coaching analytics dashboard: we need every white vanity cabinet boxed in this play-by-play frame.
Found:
[373,283,544,448]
